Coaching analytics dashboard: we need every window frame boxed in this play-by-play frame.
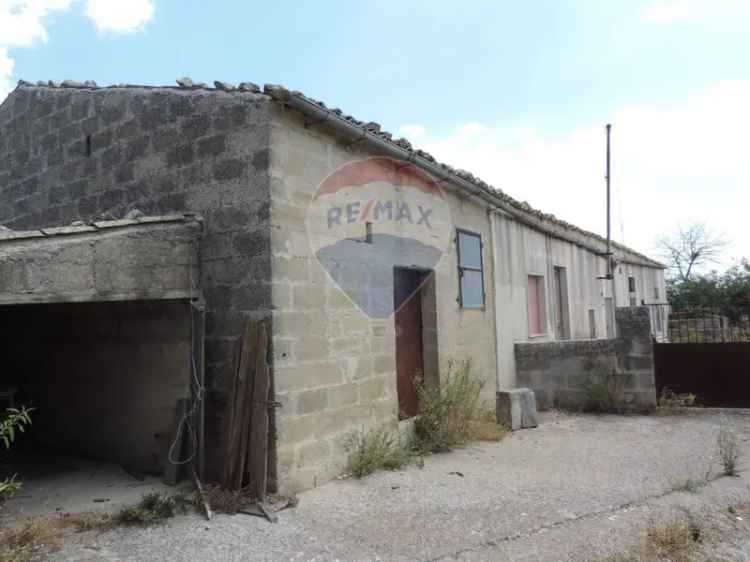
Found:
[456,228,485,309]
[527,274,548,337]
[628,276,636,293]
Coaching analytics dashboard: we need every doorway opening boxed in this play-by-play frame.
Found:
[553,266,571,340]
[393,268,438,419]
[0,299,201,515]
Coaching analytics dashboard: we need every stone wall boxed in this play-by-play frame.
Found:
[514,306,657,413]
[0,84,273,480]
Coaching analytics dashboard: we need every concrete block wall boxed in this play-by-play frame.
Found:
[0,85,273,480]
[514,306,657,413]
[268,107,498,493]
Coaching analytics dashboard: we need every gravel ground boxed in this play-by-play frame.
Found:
[50,410,750,561]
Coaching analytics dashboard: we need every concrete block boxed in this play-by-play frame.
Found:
[496,388,539,431]
[296,388,328,415]
[328,382,359,409]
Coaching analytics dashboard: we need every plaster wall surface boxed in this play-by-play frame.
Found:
[492,212,666,390]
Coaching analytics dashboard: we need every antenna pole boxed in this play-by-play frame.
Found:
[605,123,612,279]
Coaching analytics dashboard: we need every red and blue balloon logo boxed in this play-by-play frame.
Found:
[306,157,453,319]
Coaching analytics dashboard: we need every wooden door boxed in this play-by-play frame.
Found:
[394,269,424,419]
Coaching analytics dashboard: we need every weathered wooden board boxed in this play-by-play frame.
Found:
[246,320,270,500]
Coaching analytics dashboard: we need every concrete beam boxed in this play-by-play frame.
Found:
[0,216,202,305]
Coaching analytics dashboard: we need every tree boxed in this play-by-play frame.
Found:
[666,258,750,311]
[656,222,729,282]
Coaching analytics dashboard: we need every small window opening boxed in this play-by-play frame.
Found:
[527,275,547,336]
[85,135,92,157]
[456,229,484,308]
[588,309,596,339]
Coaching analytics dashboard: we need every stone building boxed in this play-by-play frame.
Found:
[0,79,665,493]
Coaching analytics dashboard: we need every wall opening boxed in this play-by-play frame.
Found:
[0,300,194,478]
[553,266,570,340]
[393,268,437,419]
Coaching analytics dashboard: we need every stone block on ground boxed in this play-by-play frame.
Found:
[496,388,539,431]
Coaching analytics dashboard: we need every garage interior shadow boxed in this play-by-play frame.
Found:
[0,300,193,483]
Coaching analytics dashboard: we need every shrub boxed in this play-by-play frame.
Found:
[345,428,413,478]
[413,360,505,453]
[1,407,33,502]
[717,416,740,476]
[116,493,184,525]
[0,408,32,451]
[0,476,21,501]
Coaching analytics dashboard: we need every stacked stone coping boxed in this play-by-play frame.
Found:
[8,77,663,269]
[0,212,200,242]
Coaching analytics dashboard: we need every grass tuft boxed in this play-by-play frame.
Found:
[60,511,114,533]
[717,415,740,476]
[0,518,60,562]
[345,428,413,478]
[645,516,702,559]
[467,409,507,442]
[116,493,184,526]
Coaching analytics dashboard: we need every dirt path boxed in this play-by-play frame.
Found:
[42,410,750,561]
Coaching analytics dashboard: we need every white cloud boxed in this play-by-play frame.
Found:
[84,0,154,34]
[0,0,75,99]
[406,80,750,269]
[397,124,427,141]
[642,0,750,25]
[0,0,155,101]
[0,48,14,101]
[0,0,74,48]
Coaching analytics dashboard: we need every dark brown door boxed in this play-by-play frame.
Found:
[394,268,424,419]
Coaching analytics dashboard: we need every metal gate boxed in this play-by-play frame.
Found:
[648,303,750,407]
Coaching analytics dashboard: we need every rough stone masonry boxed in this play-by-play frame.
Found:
[0,82,275,482]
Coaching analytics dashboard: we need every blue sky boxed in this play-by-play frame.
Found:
[1,0,748,268]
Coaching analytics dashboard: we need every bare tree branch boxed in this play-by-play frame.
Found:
[656,222,729,282]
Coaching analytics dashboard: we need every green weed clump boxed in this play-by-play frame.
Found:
[582,367,624,413]
[345,360,507,478]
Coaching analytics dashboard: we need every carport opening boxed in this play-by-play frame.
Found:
[0,300,195,485]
